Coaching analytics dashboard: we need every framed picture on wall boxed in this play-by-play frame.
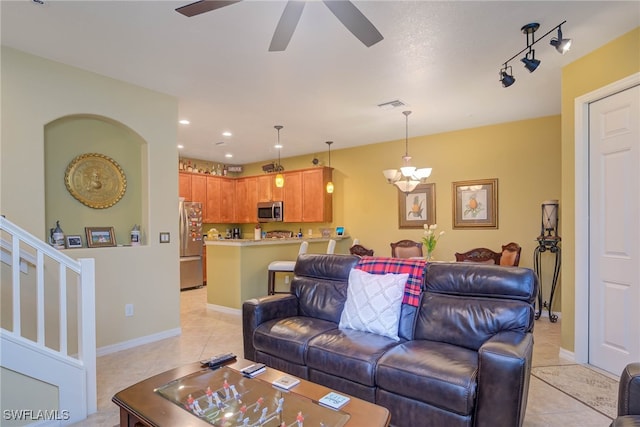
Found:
[452,178,498,229]
[85,226,116,248]
[398,183,436,229]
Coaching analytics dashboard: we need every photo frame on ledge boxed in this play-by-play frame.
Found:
[85,226,116,248]
[398,183,436,229]
[65,235,83,249]
[452,178,498,229]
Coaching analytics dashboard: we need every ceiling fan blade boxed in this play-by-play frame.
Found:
[322,0,383,47]
[176,0,241,17]
[269,1,306,52]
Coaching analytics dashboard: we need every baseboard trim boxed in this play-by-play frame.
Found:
[206,303,241,316]
[559,347,575,362]
[96,328,181,357]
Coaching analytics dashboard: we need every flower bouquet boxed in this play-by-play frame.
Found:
[422,224,444,261]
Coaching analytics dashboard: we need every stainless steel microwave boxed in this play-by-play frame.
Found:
[257,201,283,222]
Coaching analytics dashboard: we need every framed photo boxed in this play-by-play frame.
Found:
[452,178,498,229]
[85,226,116,248]
[65,235,83,249]
[398,183,436,229]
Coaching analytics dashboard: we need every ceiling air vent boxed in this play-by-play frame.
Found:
[377,100,406,110]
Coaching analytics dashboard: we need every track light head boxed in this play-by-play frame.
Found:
[500,66,515,88]
[521,49,541,72]
[550,26,572,54]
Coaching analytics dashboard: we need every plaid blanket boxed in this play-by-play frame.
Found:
[354,256,426,307]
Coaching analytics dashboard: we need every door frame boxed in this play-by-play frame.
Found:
[574,72,640,363]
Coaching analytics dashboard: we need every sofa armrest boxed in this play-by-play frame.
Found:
[475,331,534,427]
[617,362,640,416]
[242,294,298,361]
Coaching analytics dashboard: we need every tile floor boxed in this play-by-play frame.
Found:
[76,287,614,427]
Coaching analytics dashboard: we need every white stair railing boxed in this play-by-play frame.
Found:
[0,216,96,423]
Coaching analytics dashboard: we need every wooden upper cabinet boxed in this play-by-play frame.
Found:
[302,167,333,223]
[283,172,303,222]
[257,175,274,202]
[234,177,258,223]
[205,176,221,223]
[219,178,236,223]
[179,172,192,200]
[191,174,207,219]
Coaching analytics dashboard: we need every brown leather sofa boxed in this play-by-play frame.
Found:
[243,254,538,427]
[611,363,640,426]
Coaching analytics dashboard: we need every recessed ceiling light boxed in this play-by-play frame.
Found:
[225,153,233,158]
[177,144,184,149]
[179,119,190,125]
[222,131,232,137]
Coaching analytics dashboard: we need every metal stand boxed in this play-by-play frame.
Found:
[533,237,561,322]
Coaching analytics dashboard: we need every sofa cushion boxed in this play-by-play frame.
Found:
[307,328,403,387]
[339,269,407,340]
[253,316,337,365]
[376,340,478,416]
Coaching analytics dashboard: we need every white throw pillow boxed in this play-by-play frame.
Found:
[339,268,408,341]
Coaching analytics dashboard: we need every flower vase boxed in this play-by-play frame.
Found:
[425,251,434,262]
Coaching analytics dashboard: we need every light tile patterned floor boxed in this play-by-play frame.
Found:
[75,287,614,427]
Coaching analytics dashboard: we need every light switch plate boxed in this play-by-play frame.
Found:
[159,232,170,243]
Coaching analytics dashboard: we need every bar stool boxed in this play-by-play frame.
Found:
[268,241,308,295]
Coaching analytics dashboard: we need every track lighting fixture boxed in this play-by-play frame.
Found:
[500,65,516,88]
[499,20,571,88]
[521,49,541,73]
[550,25,572,54]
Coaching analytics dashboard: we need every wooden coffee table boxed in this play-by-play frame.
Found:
[112,361,390,427]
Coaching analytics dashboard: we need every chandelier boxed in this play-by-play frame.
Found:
[382,111,432,193]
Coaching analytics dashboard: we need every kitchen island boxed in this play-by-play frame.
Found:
[204,236,351,311]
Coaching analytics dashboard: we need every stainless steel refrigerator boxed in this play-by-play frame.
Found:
[179,200,203,290]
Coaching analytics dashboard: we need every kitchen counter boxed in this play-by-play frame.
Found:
[204,236,351,311]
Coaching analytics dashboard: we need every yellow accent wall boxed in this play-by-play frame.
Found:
[560,27,640,352]
[241,116,562,306]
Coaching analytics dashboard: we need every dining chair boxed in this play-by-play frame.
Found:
[390,240,423,258]
[267,241,309,295]
[499,242,522,266]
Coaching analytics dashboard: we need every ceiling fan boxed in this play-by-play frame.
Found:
[176,0,384,52]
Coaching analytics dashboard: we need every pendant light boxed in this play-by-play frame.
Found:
[274,125,284,188]
[382,111,432,193]
[325,141,334,194]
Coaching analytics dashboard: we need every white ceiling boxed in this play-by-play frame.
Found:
[2,1,639,165]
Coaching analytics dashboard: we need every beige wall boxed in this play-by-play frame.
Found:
[560,27,640,353]
[1,47,181,350]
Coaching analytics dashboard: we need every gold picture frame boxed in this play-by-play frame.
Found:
[398,183,436,229]
[452,178,498,229]
[65,153,127,209]
[85,227,116,248]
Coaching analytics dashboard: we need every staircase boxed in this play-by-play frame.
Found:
[0,216,96,425]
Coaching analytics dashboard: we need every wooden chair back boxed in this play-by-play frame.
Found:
[350,244,374,257]
[390,240,423,258]
[454,242,522,266]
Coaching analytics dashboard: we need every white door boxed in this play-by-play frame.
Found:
[589,85,640,375]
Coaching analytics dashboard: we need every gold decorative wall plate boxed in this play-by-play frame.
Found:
[65,153,127,209]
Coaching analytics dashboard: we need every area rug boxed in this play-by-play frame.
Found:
[531,364,618,419]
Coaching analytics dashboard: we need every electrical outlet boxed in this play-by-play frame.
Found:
[125,304,134,317]
[284,275,290,284]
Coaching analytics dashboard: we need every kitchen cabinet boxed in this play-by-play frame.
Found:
[219,178,235,223]
[179,172,192,200]
[302,167,333,222]
[257,174,284,202]
[190,174,207,219]
[205,176,221,223]
[234,177,257,223]
[283,172,303,222]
